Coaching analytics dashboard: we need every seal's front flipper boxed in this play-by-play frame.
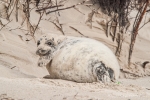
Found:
[37,56,52,67]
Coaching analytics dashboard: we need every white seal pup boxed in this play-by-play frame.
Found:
[36,34,120,83]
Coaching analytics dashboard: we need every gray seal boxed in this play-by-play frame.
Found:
[36,33,120,83]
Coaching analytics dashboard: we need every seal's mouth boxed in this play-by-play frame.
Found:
[36,49,51,57]
[42,50,51,56]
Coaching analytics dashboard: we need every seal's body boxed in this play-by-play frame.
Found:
[36,34,120,83]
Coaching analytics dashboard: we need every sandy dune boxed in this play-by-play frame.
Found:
[0,0,150,100]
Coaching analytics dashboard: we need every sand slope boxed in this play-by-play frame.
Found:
[0,77,150,100]
[0,0,150,100]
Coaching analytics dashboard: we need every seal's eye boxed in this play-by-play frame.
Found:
[37,41,40,46]
[47,42,52,46]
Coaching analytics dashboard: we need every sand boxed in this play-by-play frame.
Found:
[0,77,150,100]
[0,0,150,100]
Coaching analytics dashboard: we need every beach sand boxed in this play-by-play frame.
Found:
[0,0,150,99]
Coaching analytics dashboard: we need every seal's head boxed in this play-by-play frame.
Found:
[36,35,56,56]
[36,34,66,67]
[36,34,66,56]
[36,35,57,67]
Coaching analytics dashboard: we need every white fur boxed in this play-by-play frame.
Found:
[36,33,120,83]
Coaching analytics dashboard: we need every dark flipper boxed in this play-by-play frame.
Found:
[94,62,115,83]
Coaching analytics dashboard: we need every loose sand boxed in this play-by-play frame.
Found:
[0,0,150,100]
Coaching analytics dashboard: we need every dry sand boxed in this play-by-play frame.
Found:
[0,0,150,100]
[0,77,150,100]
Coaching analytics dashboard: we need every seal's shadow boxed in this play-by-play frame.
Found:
[43,75,51,79]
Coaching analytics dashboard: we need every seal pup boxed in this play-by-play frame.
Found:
[36,33,120,83]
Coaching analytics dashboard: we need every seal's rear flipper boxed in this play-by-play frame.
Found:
[107,68,115,82]
[94,62,115,83]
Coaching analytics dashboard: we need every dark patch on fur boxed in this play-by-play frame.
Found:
[95,62,115,82]
[59,39,80,50]
[89,59,115,82]
[60,45,65,49]
[52,38,54,41]
[79,47,92,55]
[69,40,80,45]
[37,40,40,46]
[95,63,107,81]
[57,40,61,44]
[108,68,114,81]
